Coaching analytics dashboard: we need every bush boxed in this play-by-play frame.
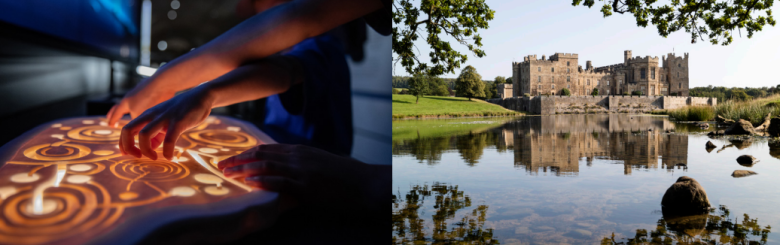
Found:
[393,88,400,94]
[632,91,643,96]
[561,88,571,96]
[670,92,678,96]
[668,106,715,121]
[591,88,599,96]
[523,93,531,97]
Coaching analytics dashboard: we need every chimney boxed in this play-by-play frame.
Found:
[541,55,546,60]
[586,60,592,70]
[624,50,632,65]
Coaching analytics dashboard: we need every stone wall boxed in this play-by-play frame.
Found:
[488,95,717,115]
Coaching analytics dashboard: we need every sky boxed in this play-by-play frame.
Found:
[392,0,780,88]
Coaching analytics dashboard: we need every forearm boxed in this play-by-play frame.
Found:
[148,0,381,92]
[199,56,302,108]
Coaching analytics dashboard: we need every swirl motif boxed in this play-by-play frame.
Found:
[187,130,257,148]
[66,126,121,144]
[110,159,190,182]
[23,144,91,161]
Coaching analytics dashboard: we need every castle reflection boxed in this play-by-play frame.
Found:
[393,115,689,175]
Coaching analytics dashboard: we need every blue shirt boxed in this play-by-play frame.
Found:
[261,35,353,156]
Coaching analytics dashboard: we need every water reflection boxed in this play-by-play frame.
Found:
[392,183,499,244]
[602,205,771,244]
[394,115,691,175]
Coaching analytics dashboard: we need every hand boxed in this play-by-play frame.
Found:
[107,78,177,127]
[218,144,388,212]
[119,86,214,160]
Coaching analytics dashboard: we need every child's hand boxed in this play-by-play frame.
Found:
[118,87,214,160]
[218,144,384,211]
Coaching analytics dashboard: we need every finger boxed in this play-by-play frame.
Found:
[162,120,185,161]
[139,118,167,160]
[107,102,129,128]
[244,176,304,195]
[150,132,165,150]
[223,160,298,179]
[120,117,151,158]
[218,144,293,170]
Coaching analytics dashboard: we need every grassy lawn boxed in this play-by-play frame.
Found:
[392,94,522,119]
[393,118,511,141]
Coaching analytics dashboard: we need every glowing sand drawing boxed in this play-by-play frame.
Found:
[0,116,275,244]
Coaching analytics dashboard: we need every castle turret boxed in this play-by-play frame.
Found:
[586,60,592,70]
[624,50,632,65]
[542,55,546,60]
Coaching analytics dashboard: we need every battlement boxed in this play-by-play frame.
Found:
[593,63,625,72]
[628,55,659,64]
[549,53,578,60]
[579,69,610,75]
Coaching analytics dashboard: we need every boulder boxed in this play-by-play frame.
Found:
[661,176,711,216]
[716,115,735,125]
[705,141,716,149]
[770,141,780,159]
[736,155,758,166]
[707,130,725,137]
[769,118,780,137]
[755,113,771,131]
[732,170,757,178]
[724,119,757,135]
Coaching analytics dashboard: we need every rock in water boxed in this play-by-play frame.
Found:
[732,170,757,178]
[736,155,758,166]
[661,176,711,216]
[705,141,716,149]
[724,119,757,135]
[769,118,780,137]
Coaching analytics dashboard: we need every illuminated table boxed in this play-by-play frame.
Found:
[0,116,278,244]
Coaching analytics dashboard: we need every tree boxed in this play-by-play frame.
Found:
[632,90,643,95]
[428,76,450,96]
[393,0,496,76]
[591,88,599,96]
[483,81,495,99]
[455,66,486,100]
[572,0,777,45]
[493,76,506,84]
[561,88,571,96]
[407,73,429,104]
[506,77,513,85]
[393,88,400,94]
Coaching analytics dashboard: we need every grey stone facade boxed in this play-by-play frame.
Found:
[511,50,690,97]
[497,83,513,99]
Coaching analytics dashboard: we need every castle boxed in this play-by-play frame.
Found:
[511,50,689,97]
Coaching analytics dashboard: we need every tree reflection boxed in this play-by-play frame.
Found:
[392,183,499,244]
[601,205,771,244]
[392,130,503,166]
[456,133,488,166]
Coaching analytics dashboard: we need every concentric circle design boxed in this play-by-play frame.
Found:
[23,144,91,161]
[187,129,257,148]
[111,159,189,182]
[66,126,121,143]
[0,184,113,244]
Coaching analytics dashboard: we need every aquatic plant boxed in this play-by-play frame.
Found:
[667,106,715,121]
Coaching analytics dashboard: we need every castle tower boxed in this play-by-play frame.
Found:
[624,50,632,65]
[586,60,592,70]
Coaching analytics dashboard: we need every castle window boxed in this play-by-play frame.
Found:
[567,84,570,89]
[679,83,681,89]
[640,69,646,79]
[677,72,679,78]
[619,80,622,84]
[538,85,541,89]
[538,76,541,83]
[651,69,655,79]
[552,84,555,89]
[567,68,570,73]
[678,63,681,68]
[607,80,610,86]
[567,76,570,82]
[567,61,570,66]
[641,86,645,90]
[587,79,590,85]
[538,67,541,72]
[552,77,555,83]
[551,67,555,72]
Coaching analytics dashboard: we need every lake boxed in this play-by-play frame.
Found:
[392,114,778,244]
